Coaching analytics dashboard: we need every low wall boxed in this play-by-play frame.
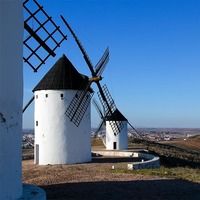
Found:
[127,153,160,170]
[92,150,160,170]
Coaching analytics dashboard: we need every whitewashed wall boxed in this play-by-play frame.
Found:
[106,121,128,150]
[34,90,91,165]
[0,0,23,199]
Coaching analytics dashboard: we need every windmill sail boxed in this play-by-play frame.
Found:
[23,0,67,72]
[65,90,94,127]
[97,85,124,136]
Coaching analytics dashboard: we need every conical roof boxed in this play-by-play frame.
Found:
[106,109,127,121]
[33,54,89,92]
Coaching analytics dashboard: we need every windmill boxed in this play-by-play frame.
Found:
[33,54,93,165]
[61,16,124,137]
[93,88,142,150]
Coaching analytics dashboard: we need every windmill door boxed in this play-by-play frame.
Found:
[35,144,39,164]
[113,142,117,150]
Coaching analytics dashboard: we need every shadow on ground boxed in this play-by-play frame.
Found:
[42,179,200,200]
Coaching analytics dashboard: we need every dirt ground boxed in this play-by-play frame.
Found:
[23,157,200,200]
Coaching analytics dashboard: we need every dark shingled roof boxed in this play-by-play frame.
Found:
[106,109,127,121]
[33,54,89,92]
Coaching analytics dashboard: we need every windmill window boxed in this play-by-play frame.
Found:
[60,93,64,99]
[36,121,38,126]
[45,94,48,98]
[35,95,38,99]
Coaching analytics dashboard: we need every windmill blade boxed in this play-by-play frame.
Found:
[95,47,109,77]
[65,88,94,127]
[61,16,110,79]
[95,120,105,136]
[93,98,104,119]
[127,121,142,139]
[93,98,106,135]
[61,15,94,74]
[23,96,34,113]
[97,84,116,115]
[109,120,124,136]
[97,85,124,136]
[23,0,67,72]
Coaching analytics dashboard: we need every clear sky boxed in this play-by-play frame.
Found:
[23,0,200,129]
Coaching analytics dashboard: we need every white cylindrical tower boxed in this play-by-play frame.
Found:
[106,109,128,150]
[34,55,91,165]
[0,1,23,199]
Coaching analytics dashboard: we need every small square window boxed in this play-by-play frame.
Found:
[45,94,48,98]
[60,93,64,98]
[35,95,38,99]
[36,121,38,126]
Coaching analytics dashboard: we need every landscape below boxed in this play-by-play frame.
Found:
[22,128,200,200]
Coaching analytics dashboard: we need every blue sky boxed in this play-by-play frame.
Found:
[23,0,200,129]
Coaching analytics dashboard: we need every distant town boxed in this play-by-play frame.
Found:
[22,128,200,149]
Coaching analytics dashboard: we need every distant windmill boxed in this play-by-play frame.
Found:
[61,16,124,137]
[93,87,141,150]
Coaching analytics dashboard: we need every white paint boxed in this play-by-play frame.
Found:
[0,1,23,199]
[106,121,128,150]
[34,90,91,165]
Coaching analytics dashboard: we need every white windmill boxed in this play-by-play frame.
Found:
[93,99,128,150]
[93,97,128,150]
[33,54,93,165]
[94,90,141,150]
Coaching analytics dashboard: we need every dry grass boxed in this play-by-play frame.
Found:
[113,166,200,183]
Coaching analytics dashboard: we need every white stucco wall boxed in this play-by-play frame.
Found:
[34,90,91,165]
[106,121,128,150]
[0,1,23,199]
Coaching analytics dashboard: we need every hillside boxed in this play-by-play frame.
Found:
[164,135,200,152]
